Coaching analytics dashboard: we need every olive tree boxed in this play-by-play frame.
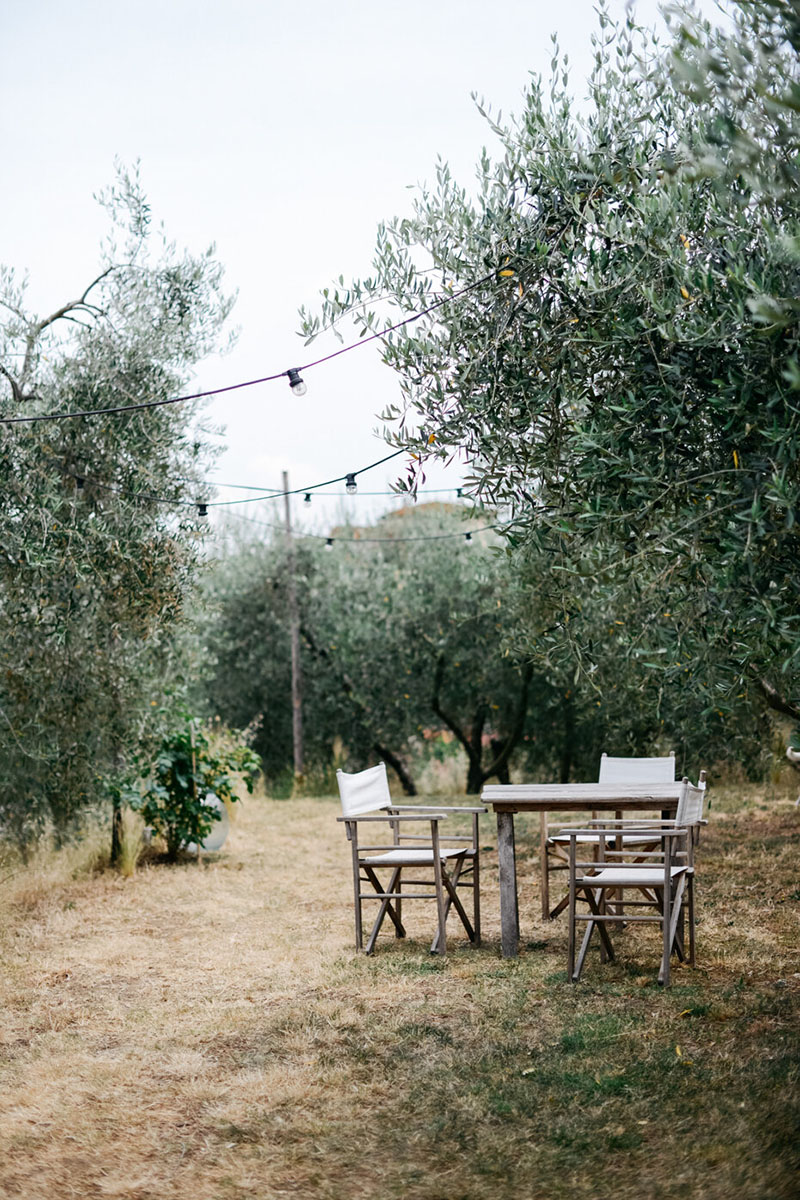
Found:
[0,165,234,845]
[300,1,800,767]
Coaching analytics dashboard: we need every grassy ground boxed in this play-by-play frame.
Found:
[0,783,798,1200]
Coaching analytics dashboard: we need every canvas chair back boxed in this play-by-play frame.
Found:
[598,752,676,785]
[337,763,392,817]
[676,773,707,827]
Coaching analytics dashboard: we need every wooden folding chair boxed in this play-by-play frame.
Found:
[542,753,678,920]
[336,763,485,955]
[565,776,707,985]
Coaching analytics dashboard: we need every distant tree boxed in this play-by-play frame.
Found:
[202,506,555,793]
[305,507,541,794]
[0,165,234,847]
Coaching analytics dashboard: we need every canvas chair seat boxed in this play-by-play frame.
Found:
[362,846,469,866]
[579,864,689,887]
[337,763,485,956]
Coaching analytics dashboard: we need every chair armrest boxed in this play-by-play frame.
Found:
[389,805,487,815]
[555,818,679,829]
[336,814,449,823]
[563,826,689,839]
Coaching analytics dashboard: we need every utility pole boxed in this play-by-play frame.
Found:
[282,471,305,788]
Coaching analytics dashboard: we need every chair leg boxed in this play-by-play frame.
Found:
[583,888,615,961]
[567,851,576,981]
[431,857,475,953]
[363,866,405,955]
[687,874,696,966]
[659,878,687,988]
[599,886,609,963]
[540,812,551,920]
[473,850,481,947]
[431,839,447,956]
[658,885,670,987]
[575,918,595,981]
[444,867,475,938]
[351,841,363,951]
[430,858,455,955]
[673,905,686,963]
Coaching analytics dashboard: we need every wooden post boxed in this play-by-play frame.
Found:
[283,471,304,788]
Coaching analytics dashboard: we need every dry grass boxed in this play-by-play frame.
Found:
[0,783,798,1200]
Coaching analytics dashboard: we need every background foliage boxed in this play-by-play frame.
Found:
[4,3,798,840]
[200,499,765,792]
[202,507,552,793]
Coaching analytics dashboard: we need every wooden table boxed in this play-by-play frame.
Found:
[481,782,686,958]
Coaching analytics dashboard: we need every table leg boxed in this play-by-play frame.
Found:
[497,811,519,958]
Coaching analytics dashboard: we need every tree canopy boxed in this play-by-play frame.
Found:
[301,1,800,761]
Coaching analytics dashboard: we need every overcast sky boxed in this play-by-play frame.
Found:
[1,0,724,534]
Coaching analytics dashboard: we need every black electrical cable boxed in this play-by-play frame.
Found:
[0,272,497,425]
[184,479,462,496]
[59,448,412,510]
[207,449,406,506]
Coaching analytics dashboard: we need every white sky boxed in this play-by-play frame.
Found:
[1,0,724,534]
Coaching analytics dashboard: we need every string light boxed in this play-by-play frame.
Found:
[0,270,498,426]
[220,507,501,546]
[54,449,493,536]
[304,493,312,506]
[287,369,307,397]
[345,473,357,496]
[179,474,469,499]
[53,448,407,512]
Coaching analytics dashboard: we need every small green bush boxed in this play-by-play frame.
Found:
[132,719,260,860]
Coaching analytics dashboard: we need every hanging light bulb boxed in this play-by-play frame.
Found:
[464,531,473,543]
[303,492,312,506]
[324,537,334,550]
[456,487,463,499]
[345,473,357,495]
[198,502,208,518]
[286,368,307,397]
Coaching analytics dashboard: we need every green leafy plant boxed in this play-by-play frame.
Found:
[132,719,260,860]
